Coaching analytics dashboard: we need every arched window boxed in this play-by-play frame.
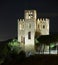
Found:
[28,32,31,39]
[43,25,45,29]
[19,24,24,30]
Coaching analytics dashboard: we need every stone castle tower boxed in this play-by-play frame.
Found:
[18,10,49,53]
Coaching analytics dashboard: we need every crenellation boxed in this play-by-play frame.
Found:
[23,19,24,21]
[18,19,19,22]
[46,18,49,21]
[43,18,45,21]
[19,19,25,22]
[37,18,40,24]
[37,18,49,23]
[40,18,42,22]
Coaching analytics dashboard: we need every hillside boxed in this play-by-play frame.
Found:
[2,55,58,65]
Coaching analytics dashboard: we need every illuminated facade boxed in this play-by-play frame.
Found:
[18,10,49,53]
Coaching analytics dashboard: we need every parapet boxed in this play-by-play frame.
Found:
[37,18,49,23]
[18,19,25,22]
[19,19,24,21]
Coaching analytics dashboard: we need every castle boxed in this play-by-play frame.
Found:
[18,10,49,54]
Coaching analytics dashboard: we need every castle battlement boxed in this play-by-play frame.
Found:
[19,19,24,22]
[37,18,49,22]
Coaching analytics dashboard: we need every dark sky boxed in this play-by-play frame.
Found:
[0,0,58,41]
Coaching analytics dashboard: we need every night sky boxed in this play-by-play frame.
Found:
[0,0,58,41]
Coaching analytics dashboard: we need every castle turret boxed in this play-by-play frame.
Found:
[36,18,49,35]
[24,10,37,20]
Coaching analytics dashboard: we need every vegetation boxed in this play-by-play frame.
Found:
[0,38,25,65]
[0,34,58,64]
[50,43,55,48]
[8,39,22,54]
[0,43,9,64]
[35,38,39,44]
